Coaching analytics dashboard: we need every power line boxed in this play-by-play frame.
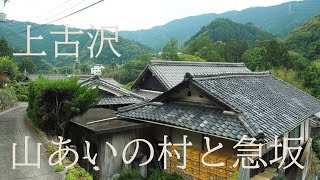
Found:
[9,0,84,33]
[7,0,104,36]
[38,0,86,24]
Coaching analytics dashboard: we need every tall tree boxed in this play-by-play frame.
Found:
[19,59,37,74]
[302,63,320,99]
[223,39,249,62]
[162,38,179,60]
[242,47,267,71]
[0,37,13,58]
[0,56,19,80]
[262,40,291,69]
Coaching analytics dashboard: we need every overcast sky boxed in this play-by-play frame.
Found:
[3,0,296,31]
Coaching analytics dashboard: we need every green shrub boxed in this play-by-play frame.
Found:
[54,165,65,172]
[312,138,320,158]
[46,144,58,155]
[0,86,18,110]
[115,169,142,180]
[16,94,28,101]
[27,77,99,135]
[148,169,184,180]
[13,83,28,101]
[66,164,93,180]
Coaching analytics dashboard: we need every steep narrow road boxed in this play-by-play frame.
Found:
[0,103,64,180]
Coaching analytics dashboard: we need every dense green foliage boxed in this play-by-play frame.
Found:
[18,59,37,74]
[184,19,274,62]
[0,37,13,58]
[187,19,273,44]
[102,59,149,85]
[162,38,179,61]
[13,83,28,101]
[271,68,310,93]
[27,77,99,135]
[313,138,320,159]
[148,170,184,180]
[115,169,142,180]
[283,14,320,60]
[177,54,205,62]
[301,61,320,99]
[242,40,294,70]
[185,37,249,63]
[0,86,18,110]
[54,165,65,172]
[0,56,19,80]
[102,53,152,84]
[66,164,93,180]
[121,0,320,49]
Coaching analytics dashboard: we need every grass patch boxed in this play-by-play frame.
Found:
[66,164,93,180]
[148,169,184,180]
[114,169,142,180]
[54,164,65,172]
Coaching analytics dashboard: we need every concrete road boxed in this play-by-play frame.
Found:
[0,103,64,180]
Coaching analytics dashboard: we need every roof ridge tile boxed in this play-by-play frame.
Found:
[150,60,246,67]
[190,71,271,80]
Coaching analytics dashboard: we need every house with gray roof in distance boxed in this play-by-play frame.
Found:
[79,75,122,87]
[131,60,252,99]
[119,71,320,180]
[79,75,145,110]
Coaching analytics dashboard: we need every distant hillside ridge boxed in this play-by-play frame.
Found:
[121,0,320,49]
[283,14,320,60]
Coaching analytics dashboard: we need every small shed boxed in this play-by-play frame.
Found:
[66,108,147,179]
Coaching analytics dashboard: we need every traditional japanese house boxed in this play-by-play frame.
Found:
[79,75,146,110]
[131,60,252,99]
[118,71,320,179]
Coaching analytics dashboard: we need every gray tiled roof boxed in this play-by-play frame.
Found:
[80,75,144,98]
[28,74,69,80]
[80,75,146,106]
[98,96,144,105]
[119,103,248,140]
[192,72,320,142]
[141,60,252,90]
[133,89,163,100]
[120,72,320,143]
[79,75,122,87]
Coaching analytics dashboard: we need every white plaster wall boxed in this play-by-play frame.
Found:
[171,128,203,150]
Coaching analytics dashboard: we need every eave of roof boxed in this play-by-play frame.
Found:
[71,108,146,134]
[80,75,146,100]
[119,102,249,141]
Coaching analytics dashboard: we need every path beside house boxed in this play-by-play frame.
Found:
[0,103,64,180]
